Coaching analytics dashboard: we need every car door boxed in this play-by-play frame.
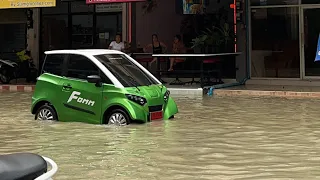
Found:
[39,53,67,112]
[58,54,103,124]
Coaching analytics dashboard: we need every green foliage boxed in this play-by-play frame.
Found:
[191,23,232,49]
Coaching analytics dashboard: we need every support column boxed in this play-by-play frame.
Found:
[30,8,40,69]
[236,0,248,82]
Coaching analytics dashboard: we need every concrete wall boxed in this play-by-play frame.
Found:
[236,0,248,82]
[135,0,184,51]
[236,23,248,82]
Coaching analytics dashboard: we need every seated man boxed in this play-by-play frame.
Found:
[109,34,125,52]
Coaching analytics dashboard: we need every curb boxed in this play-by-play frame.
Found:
[168,88,203,96]
[214,89,320,98]
[0,85,35,92]
[2,85,320,99]
[0,85,204,96]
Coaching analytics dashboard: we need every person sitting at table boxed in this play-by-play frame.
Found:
[109,34,125,52]
[168,35,186,71]
[143,34,167,66]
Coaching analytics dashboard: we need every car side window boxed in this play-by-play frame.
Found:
[67,54,112,84]
[42,54,65,76]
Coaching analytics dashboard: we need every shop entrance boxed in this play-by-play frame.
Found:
[0,9,27,61]
[301,6,320,78]
[40,0,124,67]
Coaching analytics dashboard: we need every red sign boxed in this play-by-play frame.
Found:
[86,0,145,4]
[150,111,163,121]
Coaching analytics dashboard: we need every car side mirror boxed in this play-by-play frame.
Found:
[87,75,102,87]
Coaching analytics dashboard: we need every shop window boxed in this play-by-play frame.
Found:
[0,23,26,57]
[0,9,27,22]
[72,15,93,48]
[117,14,122,33]
[95,15,120,48]
[41,15,69,51]
[303,8,320,76]
[301,0,320,4]
[71,1,94,13]
[251,7,300,78]
[250,0,298,6]
[42,0,68,14]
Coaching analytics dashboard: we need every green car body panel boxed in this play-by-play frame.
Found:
[31,73,178,124]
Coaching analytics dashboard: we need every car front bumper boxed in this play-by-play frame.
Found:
[126,97,178,122]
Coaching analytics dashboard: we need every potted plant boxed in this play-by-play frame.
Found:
[191,22,233,53]
[191,34,207,53]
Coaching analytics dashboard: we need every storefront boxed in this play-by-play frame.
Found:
[0,9,28,60]
[248,0,320,83]
[39,0,128,64]
[0,0,55,69]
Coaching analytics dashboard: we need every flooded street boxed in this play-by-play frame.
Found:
[1,92,320,179]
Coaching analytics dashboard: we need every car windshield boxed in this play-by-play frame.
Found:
[94,54,158,87]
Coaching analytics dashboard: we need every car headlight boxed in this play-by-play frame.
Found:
[164,90,170,102]
[125,94,147,106]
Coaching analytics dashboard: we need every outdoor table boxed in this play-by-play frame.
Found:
[152,52,242,87]
[130,53,153,56]
[130,53,153,70]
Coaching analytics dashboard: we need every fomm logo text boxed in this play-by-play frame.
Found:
[67,91,95,106]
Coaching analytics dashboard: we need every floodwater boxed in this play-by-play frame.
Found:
[1,92,320,180]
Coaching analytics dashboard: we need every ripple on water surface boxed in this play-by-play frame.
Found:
[1,92,320,179]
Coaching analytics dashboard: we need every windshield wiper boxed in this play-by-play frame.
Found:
[101,60,146,90]
[126,75,140,91]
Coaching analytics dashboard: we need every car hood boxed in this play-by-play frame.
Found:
[125,85,166,99]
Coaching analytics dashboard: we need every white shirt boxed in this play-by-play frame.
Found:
[109,41,125,51]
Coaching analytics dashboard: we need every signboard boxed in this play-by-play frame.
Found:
[183,0,206,14]
[96,3,122,12]
[0,0,56,9]
[315,34,320,62]
[86,0,145,4]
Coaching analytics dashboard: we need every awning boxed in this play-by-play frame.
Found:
[86,0,145,4]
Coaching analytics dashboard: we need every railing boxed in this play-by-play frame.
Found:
[131,52,241,87]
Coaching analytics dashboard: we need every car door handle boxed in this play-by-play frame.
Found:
[62,84,72,89]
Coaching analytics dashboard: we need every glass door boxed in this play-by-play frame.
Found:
[95,14,122,49]
[71,15,94,49]
[302,7,320,78]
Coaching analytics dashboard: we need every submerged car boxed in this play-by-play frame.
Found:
[31,49,178,125]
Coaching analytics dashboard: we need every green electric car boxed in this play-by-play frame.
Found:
[31,49,178,125]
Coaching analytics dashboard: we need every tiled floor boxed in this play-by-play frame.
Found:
[3,79,320,98]
[225,85,320,92]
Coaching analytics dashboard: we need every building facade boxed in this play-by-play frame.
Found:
[39,0,129,68]
[0,9,35,64]
[247,0,320,85]
[3,0,320,86]
[0,0,130,69]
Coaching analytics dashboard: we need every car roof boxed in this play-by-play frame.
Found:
[44,49,125,56]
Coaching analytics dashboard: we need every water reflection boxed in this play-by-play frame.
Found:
[1,92,320,179]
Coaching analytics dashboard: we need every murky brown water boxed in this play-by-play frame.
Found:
[1,92,320,179]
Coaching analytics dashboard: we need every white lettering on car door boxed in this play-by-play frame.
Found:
[67,91,95,106]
